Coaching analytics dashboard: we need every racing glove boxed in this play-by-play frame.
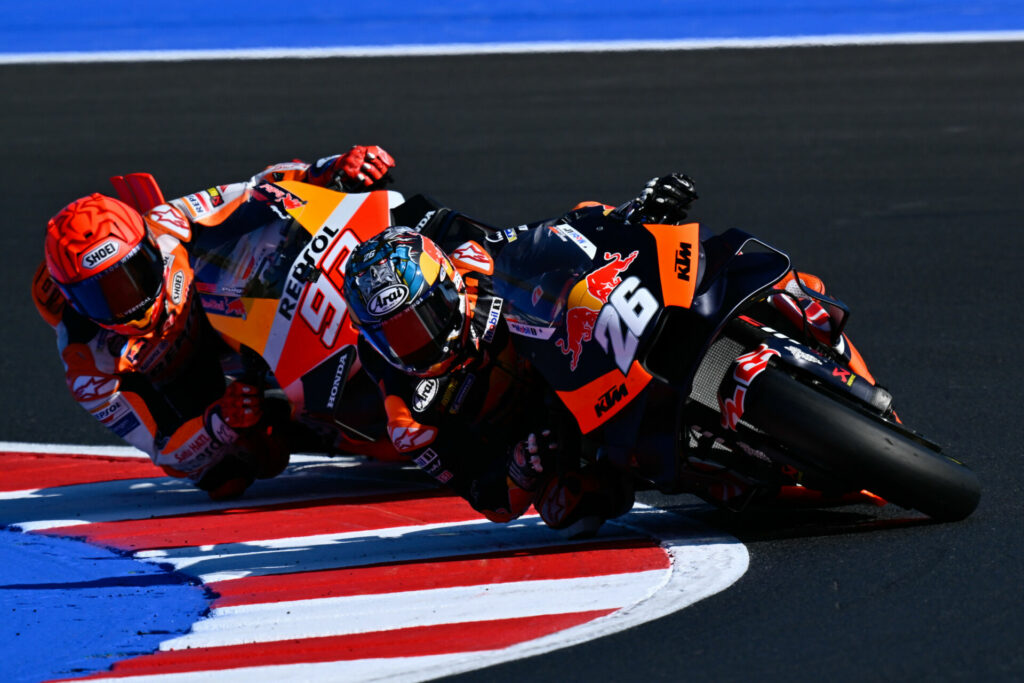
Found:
[194,388,290,501]
[157,384,254,480]
[312,145,396,191]
[507,430,559,493]
[216,380,263,430]
[628,173,699,224]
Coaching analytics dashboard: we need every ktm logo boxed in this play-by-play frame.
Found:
[595,383,628,417]
[675,242,692,281]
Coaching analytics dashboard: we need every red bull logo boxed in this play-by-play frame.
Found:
[556,250,639,370]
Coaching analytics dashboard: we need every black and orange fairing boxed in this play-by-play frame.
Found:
[493,209,697,434]
[644,223,701,310]
[551,224,701,433]
[555,361,653,434]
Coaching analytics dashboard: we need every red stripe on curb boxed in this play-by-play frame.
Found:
[0,452,161,491]
[211,539,669,607]
[71,611,615,678]
[39,490,475,550]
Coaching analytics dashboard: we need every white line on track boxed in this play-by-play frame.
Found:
[134,515,637,583]
[2,30,1023,64]
[160,570,666,649]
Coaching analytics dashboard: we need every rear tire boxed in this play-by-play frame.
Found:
[742,366,980,521]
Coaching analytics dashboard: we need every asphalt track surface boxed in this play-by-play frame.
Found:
[2,41,1024,680]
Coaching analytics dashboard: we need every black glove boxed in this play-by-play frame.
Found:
[630,173,698,224]
[507,430,559,492]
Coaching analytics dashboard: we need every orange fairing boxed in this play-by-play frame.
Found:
[267,188,393,389]
[556,361,652,434]
[645,223,701,309]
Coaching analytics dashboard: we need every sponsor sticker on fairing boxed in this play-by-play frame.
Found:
[549,223,597,259]
[326,350,351,411]
[482,297,503,343]
[506,319,556,340]
[784,345,823,365]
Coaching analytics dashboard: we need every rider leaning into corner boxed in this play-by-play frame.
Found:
[31,146,396,500]
[342,173,879,537]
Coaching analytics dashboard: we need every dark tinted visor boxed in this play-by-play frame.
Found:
[371,280,463,373]
[62,240,165,324]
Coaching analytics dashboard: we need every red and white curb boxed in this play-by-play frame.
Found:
[0,442,749,681]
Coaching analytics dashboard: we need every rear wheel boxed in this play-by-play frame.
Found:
[742,366,980,521]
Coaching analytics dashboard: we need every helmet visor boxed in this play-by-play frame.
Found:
[373,280,464,375]
[61,239,165,325]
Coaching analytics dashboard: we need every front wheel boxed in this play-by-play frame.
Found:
[742,366,980,522]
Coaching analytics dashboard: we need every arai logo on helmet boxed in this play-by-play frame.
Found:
[368,284,409,317]
[412,378,439,412]
[81,241,120,270]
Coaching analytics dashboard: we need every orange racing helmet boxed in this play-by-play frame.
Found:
[44,193,168,335]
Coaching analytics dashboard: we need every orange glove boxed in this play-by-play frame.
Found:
[216,381,263,430]
[333,145,396,190]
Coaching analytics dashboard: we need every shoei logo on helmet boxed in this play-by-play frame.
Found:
[81,241,120,270]
[368,284,409,317]
[171,270,185,304]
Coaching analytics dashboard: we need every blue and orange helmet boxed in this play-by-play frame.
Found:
[343,227,469,378]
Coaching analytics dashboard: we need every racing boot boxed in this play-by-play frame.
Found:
[535,462,635,539]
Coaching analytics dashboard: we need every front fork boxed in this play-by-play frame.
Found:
[665,314,893,506]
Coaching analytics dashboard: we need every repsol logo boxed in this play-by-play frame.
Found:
[278,222,340,321]
[81,241,119,269]
[595,382,628,417]
[368,284,409,317]
[675,242,692,281]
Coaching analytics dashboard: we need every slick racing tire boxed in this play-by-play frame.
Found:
[742,366,981,522]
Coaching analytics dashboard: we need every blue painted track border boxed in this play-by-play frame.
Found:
[3,1,1024,57]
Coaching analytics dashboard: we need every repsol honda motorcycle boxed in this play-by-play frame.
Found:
[111,173,416,460]
[482,206,980,521]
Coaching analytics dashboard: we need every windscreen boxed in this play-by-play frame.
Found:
[492,224,594,327]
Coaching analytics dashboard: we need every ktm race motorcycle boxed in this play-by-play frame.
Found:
[472,206,981,522]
